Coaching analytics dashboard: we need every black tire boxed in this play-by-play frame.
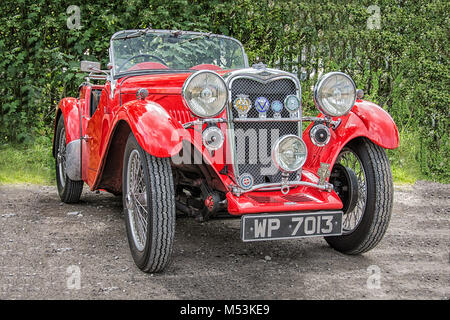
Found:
[55,116,83,203]
[122,133,176,273]
[325,138,393,254]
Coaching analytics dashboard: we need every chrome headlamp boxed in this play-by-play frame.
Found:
[314,72,356,117]
[272,135,308,173]
[182,70,228,118]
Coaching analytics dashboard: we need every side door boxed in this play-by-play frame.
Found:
[78,84,90,182]
[84,85,112,187]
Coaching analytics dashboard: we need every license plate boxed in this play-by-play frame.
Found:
[241,211,343,242]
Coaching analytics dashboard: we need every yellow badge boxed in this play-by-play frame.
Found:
[234,95,251,117]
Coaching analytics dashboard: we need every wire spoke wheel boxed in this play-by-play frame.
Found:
[57,127,67,189]
[335,148,367,234]
[326,138,393,255]
[55,116,83,203]
[122,133,176,273]
[125,149,148,252]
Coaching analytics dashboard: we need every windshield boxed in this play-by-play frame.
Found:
[110,30,247,76]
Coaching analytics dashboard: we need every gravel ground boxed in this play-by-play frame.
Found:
[0,181,448,300]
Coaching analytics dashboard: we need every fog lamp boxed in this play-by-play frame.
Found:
[272,135,307,173]
[202,126,224,151]
[310,123,331,147]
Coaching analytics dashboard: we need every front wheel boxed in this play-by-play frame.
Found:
[122,133,176,273]
[325,138,394,254]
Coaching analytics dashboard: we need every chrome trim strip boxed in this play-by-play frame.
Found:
[233,117,303,123]
[236,181,333,194]
[87,74,107,80]
[182,118,227,129]
[233,116,339,125]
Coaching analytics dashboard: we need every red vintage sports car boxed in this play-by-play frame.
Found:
[53,29,399,273]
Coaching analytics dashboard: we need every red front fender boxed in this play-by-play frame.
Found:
[350,100,399,149]
[115,100,184,158]
[52,97,80,156]
[303,99,399,174]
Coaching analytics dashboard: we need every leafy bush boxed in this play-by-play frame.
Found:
[0,0,448,181]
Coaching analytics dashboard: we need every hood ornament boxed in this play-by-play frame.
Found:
[252,62,267,70]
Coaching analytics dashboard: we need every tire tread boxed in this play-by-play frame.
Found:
[55,116,83,204]
[123,133,175,273]
[351,138,393,254]
[326,137,393,254]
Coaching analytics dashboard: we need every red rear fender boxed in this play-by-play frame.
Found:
[52,97,80,156]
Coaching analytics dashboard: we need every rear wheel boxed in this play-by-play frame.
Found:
[122,133,176,273]
[55,116,83,203]
[326,138,393,254]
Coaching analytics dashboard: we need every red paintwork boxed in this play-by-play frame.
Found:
[54,69,399,216]
[128,62,169,70]
[351,99,399,149]
[115,100,184,157]
[226,168,343,215]
[53,97,80,147]
[190,64,223,71]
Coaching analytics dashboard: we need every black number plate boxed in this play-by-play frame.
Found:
[241,211,343,242]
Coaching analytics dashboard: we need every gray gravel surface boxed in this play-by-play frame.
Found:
[0,181,449,299]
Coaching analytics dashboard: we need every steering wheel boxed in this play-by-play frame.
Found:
[117,54,168,72]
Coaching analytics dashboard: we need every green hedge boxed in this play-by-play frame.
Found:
[0,0,448,181]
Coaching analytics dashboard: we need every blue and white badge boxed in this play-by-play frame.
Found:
[239,173,254,190]
[271,100,283,118]
[254,97,270,118]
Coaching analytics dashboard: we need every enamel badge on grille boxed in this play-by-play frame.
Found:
[255,97,270,118]
[284,95,300,118]
[271,100,283,118]
[234,95,251,118]
[239,173,254,190]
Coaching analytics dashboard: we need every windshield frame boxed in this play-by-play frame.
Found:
[109,29,249,78]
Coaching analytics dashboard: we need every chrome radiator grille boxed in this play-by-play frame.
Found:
[229,77,300,187]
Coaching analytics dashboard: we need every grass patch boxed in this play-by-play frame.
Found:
[387,128,425,185]
[0,136,55,185]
